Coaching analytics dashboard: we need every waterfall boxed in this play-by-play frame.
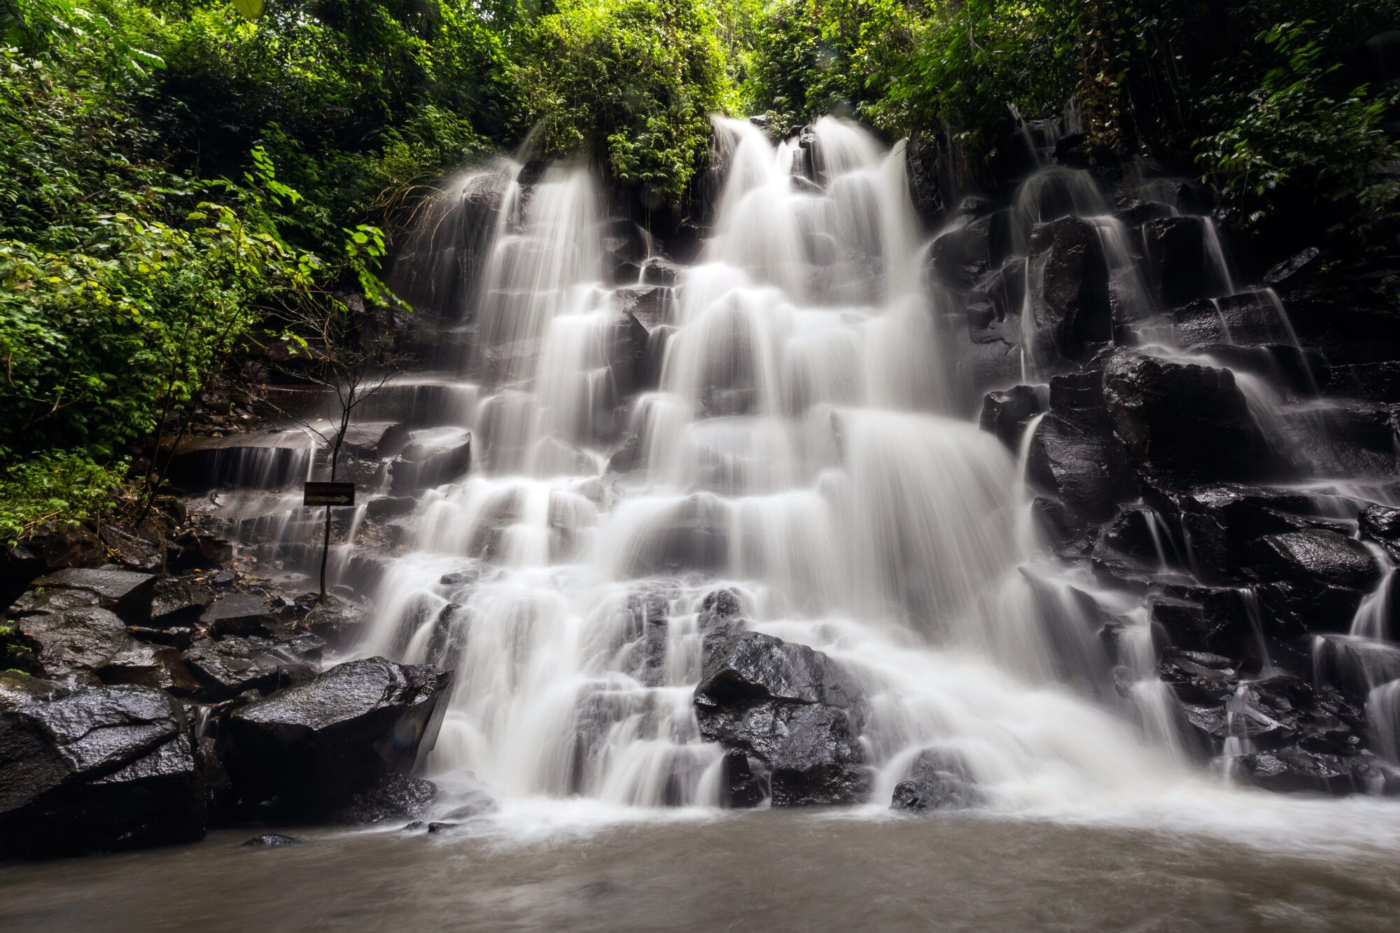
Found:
[346,117,1192,811]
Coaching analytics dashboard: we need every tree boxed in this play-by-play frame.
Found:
[266,226,407,604]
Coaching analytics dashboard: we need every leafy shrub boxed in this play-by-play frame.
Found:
[515,0,730,201]
[0,451,130,543]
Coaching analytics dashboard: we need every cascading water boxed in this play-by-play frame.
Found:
[349,116,1196,813]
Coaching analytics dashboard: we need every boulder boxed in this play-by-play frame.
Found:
[7,606,131,683]
[965,258,1026,338]
[389,434,472,495]
[605,308,654,400]
[1251,531,1381,593]
[694,631,867,807]
[1026,372,1139,527]
[31,568,156,624]
[890,748,982,811]
[0,672,69,711]
[1025,215,1112,363]
[929,211,1012,290]
[0,685,206,857]
[640,257,682,287]
[1165,291,1297,349]
[182,634,322,702]
[1262,247,1323,298]
[326,773,438,824]
[1359,505,1400,560]
[1141,216,1231,306]
[201,592,284,639]
[1,522,105,612]
[1237,748,1382,795]
[217,657,451,812]
[97,526,165,573]
[149,578,214,627]
[97,641,199,694]
[1102,352,1273,485]
[978,384,1048,450]
[715,749,764,808]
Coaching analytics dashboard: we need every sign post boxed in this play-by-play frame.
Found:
[304,482,356,507]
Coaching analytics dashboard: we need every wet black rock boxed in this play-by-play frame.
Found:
[929,212,1012,290]
[1165,291,1297,349]
[1102,352,1273,485]
[328,774,438,824]
[1026,216,1112,362]
[0,671,69,711]
[1026,372,1138,527]
[716,749,764,808]
[695,631,867,807]
[0,685,206,858]
[9,606,131,683]
[640,256,681,287]
[1262,247,1323,298]
[149,578,214,627]
[890,748,982,812]
[99,640,199,694]
[201,592,285,639]
[98,526,166,574]
[242,833,302,847]
[1359,505,1400,560]
[217,657,450,813]
[31,568,157,624]
[605,308,654,400]
[300,597,370,648]
[365,496,418,522]
[979,384,1048,450]
[1141,216,1231,306]
[390,435,472,495]
[1,522,105,612]
[1237,747,1384,795]
[1251,530,1381,594]
[966,258,1026,339]
[182,633,322,702]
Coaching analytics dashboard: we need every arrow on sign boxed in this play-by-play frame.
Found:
[304,482,356,507]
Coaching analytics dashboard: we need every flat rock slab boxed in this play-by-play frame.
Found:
[201,593,284,639]
[33,568,157,623]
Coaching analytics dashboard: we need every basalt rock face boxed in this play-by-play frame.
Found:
[0,685,206,858]
[1102,352,1274,486]
[217,657,451,816]
[1025,371,1139,530]
[695,631,868,807]
[1026,216,1112,363]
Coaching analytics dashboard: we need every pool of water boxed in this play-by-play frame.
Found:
[5,796,1400,932]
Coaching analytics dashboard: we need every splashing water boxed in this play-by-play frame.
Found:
[326,117,1400,840]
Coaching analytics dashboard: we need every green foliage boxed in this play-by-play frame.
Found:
[0,450,130,543]
[1196,18,1400,244]
[515,0,730,200]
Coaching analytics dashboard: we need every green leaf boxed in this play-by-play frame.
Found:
[231,0,264,22]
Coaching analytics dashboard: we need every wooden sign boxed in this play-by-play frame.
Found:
[303,482,355,507]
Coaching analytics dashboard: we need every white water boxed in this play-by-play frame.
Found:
[308,117,1400,841]
[347,118,1207,814]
